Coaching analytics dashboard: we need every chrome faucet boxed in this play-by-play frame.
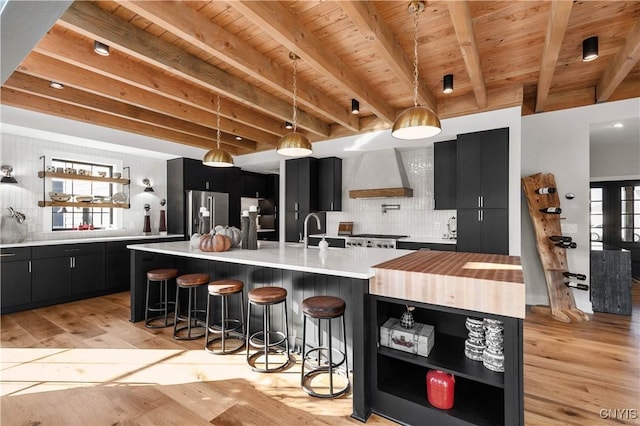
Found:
[303,212,322,248]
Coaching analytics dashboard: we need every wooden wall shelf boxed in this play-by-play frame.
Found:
[38,201,130,209]
[37,171,130,185]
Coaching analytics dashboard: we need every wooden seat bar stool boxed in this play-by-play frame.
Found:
[173,273,209,340]
[205,279,245,354]
[145,268,178,329]
[301,295,350,398]
[246,286,291,373]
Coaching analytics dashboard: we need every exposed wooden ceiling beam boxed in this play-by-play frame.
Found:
[535,1,573,113]
[596,18,640,102]
[1,87,244,155]
[4,72,257,152]
[19,51,277,148]
[336,1,437,112]
[57,1,330,137]
[438,84,523,119]
[119,0,359,133]
[34,26,283,141]
[228,1,397,123]
[447,1,487,109]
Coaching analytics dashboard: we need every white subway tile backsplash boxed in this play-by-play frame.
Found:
[327,147,456,239]
[0,132,167,242]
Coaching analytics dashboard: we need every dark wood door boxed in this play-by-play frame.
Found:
[285,211,301,242]
[456,209,482,253]
[1,260,31,309]
[480,129,509,209]
[434,140,457,210]
[456,133,481,209]
[285,159,299,212]
[318,157,342,211]
[32,257,71,302]
[71,253,106,295]
[481,209,509,255]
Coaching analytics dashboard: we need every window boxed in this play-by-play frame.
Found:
[620,184,640,242]
[589,187,603,241]
[51,159,114,231]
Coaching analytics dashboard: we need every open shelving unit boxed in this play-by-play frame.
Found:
[370,295,523,426]
[37,156,130,209]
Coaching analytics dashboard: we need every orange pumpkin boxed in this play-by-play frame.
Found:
[199,233,232,252]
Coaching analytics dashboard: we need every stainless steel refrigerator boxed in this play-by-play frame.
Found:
[186,190,229,235]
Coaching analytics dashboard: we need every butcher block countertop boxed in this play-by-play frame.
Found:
[370,250,525,318]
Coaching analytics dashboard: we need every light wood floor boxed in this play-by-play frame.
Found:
[1,284,638,426]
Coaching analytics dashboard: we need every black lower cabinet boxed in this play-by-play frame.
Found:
[308,237,346,248]
[457,208,508,255]
[71,253,105,295]
[32,256,72,302]
[396,241,456,251]
[1,248,32,312]
[369,296,523,425]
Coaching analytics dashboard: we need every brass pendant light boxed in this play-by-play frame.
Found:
[392,1,441,140]
[203,95,234,167]
[276,53,312,157]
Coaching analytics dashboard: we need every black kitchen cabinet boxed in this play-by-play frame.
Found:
[167,157,243,235]
[318,157,342,211]
[241,171,269,198]
[32,243,106,303]
[457,208,508,255]
[396,241,456,251]
[456,128,509,255]
[370,296,523,425]
[285,157,318,212]
[308,236,346,248]
[0,247,32,312]
[434,140,457,210]
[457,128,508,209]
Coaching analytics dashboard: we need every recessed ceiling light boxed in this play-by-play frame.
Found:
[613,123,623,128]
[49,81,64,89]
[235,136,243,140]
[93,40,110,56]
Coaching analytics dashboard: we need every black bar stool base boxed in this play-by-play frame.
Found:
[302,369,350,398]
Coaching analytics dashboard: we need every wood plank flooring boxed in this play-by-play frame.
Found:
[1,284,638,425]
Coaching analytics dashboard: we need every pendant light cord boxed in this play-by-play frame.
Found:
[292,57,298,132]
[412,5,420,108]
[216,95,221,149]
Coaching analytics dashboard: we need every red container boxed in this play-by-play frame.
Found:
[426,370,455,409]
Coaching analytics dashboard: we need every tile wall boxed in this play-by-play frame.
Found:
[326,146,457,238]
[0,132,168,241]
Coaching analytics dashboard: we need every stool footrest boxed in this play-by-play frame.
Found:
[302,347,346,370]
[301,369,350,398]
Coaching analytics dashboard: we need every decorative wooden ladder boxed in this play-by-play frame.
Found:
[521,173,589,323]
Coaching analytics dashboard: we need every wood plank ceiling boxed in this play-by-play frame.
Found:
[2,1,640,156]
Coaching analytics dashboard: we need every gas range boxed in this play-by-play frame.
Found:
[345,234,407,249]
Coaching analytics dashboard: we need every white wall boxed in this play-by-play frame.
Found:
[590,117,640,180]
[520,98,640,311]
[325,147,456,238]
[0,132,168,241]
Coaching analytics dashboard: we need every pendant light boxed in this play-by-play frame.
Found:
[392,1,441,140]
[203,95,234,167]
[276,53,312,157]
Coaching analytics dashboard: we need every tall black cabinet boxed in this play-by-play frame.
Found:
[456,128,509,255]
[285,157,322,242]
[318,157,342,212]
[434,140,457,210]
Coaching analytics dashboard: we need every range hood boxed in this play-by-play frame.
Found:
[349,149,413,198]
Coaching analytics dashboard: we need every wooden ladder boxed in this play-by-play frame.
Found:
[521,173,589,323]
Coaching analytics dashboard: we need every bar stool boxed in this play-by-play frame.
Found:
[145,268,178,328]
[246,286,291,372]
[301,295,350,398]
[205,279,245,354]
[173,273,209,340]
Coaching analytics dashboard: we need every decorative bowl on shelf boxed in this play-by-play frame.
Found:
[49,192,71,202]
[97,171,107,177]
[112,192,127,204]
[75,195,93,202]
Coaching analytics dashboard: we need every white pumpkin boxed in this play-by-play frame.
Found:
[215,226,242,247]
[190,233,202,249]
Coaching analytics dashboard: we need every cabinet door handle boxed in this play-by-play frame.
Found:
[294,202,298,211]
[70,257,74,268]
[28,260,32,273]
[330,202,334,211]
[0,253,16,257]
[480,196,484,208]
[480,210,484,222]
[256,191,259,198]
[477,196,481,208]
[478,210,481,222]
[294,211,298,220]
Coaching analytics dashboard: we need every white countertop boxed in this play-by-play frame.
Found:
[127,240,410,279]
[1,234,183,248]
[309,234,456,245]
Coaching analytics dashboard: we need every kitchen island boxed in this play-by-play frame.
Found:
[369,250,525,425]
[127,240,410,421]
